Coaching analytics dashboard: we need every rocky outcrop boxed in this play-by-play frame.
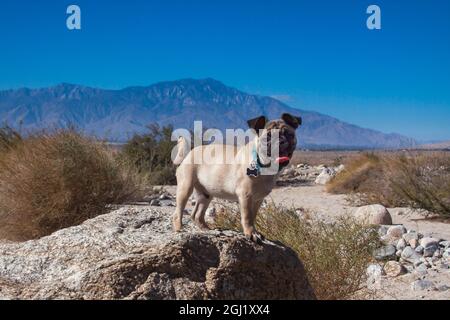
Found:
[0,207,315,300]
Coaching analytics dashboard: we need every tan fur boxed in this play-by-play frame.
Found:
[172,115,300,243]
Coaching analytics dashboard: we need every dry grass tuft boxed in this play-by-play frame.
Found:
[214,203,380,300]
[0,129,142,241]
[326,152,450,218]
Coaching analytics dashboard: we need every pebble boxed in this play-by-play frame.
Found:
[386,225,407,240]
[401,246,421,264]
[423,244,438,257]
[439,240,450,248]
[383,261,407,277]
[414,263,428,276]
[420,237,440,248]
[437,285,450,292]
[411,279,435,291]
[409,239,418,249]
[396,239,407,251]
[403,231,419,243]
[374,245,397,261]
[415,245,424,254]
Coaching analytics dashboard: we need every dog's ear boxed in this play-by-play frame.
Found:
[281,113,302,129]
[247,115,268,134]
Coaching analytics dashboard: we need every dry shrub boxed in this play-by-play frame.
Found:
[327,152,450,217]
[214,203,380,300]
[326,153,382,194]
[0,129,142,241]
[388,154,450,217]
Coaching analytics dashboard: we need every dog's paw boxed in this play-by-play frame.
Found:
[194,220,210,231]
[173,219,182,232]
[246,232,265,245]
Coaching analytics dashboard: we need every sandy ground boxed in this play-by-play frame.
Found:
[161,183,450,300]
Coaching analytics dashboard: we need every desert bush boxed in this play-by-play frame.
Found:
[325,153,399,205]
[214,203,380,300]
[0,129,141,241]
[388,154,450,218]
[0,125,22,152]
[327,152,450,217]
[119,124,177,185]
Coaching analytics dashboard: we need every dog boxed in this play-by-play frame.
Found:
[172,113,302,243]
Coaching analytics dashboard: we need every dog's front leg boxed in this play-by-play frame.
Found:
[238,195,264,244]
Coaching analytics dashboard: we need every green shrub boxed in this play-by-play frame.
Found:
[119,124,177,185]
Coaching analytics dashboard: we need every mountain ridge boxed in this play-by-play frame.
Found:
[0,78,417,149]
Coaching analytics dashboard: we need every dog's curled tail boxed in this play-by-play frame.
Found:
[173,136,189,165]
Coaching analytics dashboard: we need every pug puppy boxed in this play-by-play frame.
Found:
[172,113,302,243]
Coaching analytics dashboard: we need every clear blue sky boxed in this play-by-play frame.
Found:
[1,0,449,141]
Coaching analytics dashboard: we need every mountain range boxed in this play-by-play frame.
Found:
[0,78,417,149]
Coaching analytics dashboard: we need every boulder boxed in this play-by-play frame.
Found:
[354,205,393,225]
[0,207,315,300]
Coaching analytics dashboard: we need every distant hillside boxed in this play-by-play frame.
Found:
[418,141,450,150]
[0,78,417,149]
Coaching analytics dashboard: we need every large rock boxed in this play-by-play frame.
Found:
[353,205,393,225]
[0,207,315,300]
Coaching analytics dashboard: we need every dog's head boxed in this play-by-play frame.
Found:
[247,113,302,169]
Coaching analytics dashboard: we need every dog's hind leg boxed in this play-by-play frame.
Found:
[173,173,194,232]
[192,190,212,230]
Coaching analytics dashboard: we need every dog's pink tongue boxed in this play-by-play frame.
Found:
[276,156,290,164]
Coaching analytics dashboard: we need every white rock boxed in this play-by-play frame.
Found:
[443,248,450,260]
[386,225,407,240]
[401,246,421,264]
[354,205,393,225]
[367,264,383,288]
[403,231,419,243]
[314,167,335,185]
[439,240,450,248]
[414,263,428,276]
[335,164,345,173]
[374,245,396,261]
[420,237,440,248]
[396,239,407,251]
